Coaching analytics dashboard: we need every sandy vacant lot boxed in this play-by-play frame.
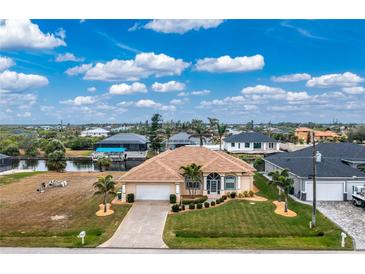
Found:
[0,172,128,247]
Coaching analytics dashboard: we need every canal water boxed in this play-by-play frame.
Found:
[11,159,143,172]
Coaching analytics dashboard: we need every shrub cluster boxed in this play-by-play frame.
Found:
[216,199,221,204]
[197,203,203,209]
[249,190,254,197]
[222,195,227,200]
[171,204,180,212]
[230,192,237,198]
[204,202,210,208]
[181,204,185,211]
[189,203,195,210]
[181,196,208,205]
[211,201,216,206]
[169,194,177,204]
[126,193,134,203]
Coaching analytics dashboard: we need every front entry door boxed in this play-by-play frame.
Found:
[210,180,218,194]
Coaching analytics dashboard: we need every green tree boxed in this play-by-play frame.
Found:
[163,123,173,150]
[216,123,227,150]
[96,157,112,172]
[45,139,65,155]
[149,113,163,152]
[1,143,20,156]
[253,157,265,172]
[93,175,116,213]
[269,169,294,212]
[180,163,203,196]
[46,150,67,172]
[190,119,210,147]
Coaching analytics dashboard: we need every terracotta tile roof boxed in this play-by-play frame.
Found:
[120,146,255,183]
[314,130,339,138]
[295,127,313,132]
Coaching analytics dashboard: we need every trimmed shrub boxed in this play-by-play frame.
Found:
[170,194,177,204]
[216,199,221,205]
[243,191,249,197]
[230,192,237,199]
[181,196,208,205]
[197,203,203,209]
[211,201,216,206]
[222,195,227,200]
[181,204,185,211]
[171,204,180,212]
[238,192,243,198]
[249,190,254,197]
[189,203,195,210]
[204,202,210,208]
[126,193,134,203]
[220,198,224,203]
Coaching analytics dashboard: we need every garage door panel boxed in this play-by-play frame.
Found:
[306,181,344,201]
[135,184,170,200]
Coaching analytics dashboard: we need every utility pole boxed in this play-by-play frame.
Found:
[311,131,317,227]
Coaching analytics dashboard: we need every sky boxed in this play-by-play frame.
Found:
[0,19,365,124]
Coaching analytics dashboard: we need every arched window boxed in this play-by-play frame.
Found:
[224,175,236,190]
[207,173,221,194]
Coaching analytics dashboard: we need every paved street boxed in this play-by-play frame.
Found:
[317,201,365,250]
[99,201,170,248]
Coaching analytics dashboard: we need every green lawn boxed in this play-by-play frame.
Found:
[0,171,45,186]
[163,173,353,250]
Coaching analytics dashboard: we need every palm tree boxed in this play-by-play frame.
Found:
[93,175,116,213]
[190,120,210,147]
[163,123,173,150]
[208,117,219,134]
[216,123,227,151]
[180,163,203,196]
[268,169,293,212]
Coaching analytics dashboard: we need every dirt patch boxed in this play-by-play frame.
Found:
[253,185,260,193]
[240,195,268,202]
[273,201,297,217]
[96,203,114,217]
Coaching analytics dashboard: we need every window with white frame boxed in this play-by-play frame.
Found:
[231,142,235,147]
[245,142,250,148]
[269,142,274,149]
[224,176,236,190]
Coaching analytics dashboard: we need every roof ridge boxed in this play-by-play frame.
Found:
[156,158,182,179]
[201,155,220,170]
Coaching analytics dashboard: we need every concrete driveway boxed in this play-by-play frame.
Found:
[317,201,365,250]
[99,201,170,248]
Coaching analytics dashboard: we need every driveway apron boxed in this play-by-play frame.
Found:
[99,201,170,248]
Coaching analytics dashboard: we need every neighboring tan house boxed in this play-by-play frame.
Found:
[81,128,110,137]
[223,132,280,154]
[119,146,256,202]
[264,143,365,201]
[295,127,339,143]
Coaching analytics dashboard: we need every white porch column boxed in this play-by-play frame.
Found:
[175,183,181,203]
[220,175,225,192]
[122,184,126,202]
[263,142,267,150]
[237,176,241,190]
[203,176,208,195]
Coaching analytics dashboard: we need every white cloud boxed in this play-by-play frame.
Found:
[191,89,211,95]
[306,72,363,88]
[271,73,311,82]
[40,105,54,112]
[152,81,185,92]
[0,93,37,106]
[87,87,97,93]
[170,98,188,105]
[81,52,190,81]
[65,64,92,76]
[55,52,84,62]
[17,111,31,118]
[286,91,311,101]
[144,19,224,34]
[0,19,66,50]
[135,99,176,111]
[109,82,147,95]
[342,86,365,95]
[117,101,134,107]
[0,56,15,71]
[60,96,96,106]
[241,85,286,98]
[195,54,264,73]
[0,70,48,92]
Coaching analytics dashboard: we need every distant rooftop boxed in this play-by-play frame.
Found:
[0,153,10,159]
[224,132,277,143]
[97,133,148,145]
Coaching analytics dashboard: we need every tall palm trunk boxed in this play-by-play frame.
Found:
[200,135,203,146]
[284,195,288,213]
[219,136,222,150]
[104,193,107,213]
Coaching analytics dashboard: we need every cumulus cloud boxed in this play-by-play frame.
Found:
[135,99,176,111]
[306,72,363,88]
[144,19,224,34]
[271,73,311,82]
[0,56,15,71]
[190,89,211,95]
[342,86,365,95]
[195,54,264,73]
[0,93,37,106]
[0,19,66,50]
[170,98,188,105]
[65,64,92,76]
[55,52,84,62]
[109,82,147,95]
[152,81,185,92]
[17,111,32,118]
[60,96,96,106]
[0,70,48,92]
[79,52,189,81]
[87,87,97,93]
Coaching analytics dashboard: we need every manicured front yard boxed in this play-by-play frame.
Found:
[0,172,130,247]
[163,173,353,250]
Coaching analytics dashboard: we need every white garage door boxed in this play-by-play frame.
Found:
[306,181,344,201]
[135,184,170,200]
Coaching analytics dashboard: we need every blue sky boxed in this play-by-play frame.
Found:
[1,19,365,124]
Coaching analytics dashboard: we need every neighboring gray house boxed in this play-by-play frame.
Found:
[167,132,208,149]
[94,133,148,159]
[223,132,280,154]
[0,153,12,172]
[264,143,365,201]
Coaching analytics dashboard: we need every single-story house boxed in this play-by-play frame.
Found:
[264,143,365,201]
[81,128,110,137]
[95,133,148,159]
[223,132,280,154]
[0,153,12,172]
[167,132,206,149]
[119,146,256,202]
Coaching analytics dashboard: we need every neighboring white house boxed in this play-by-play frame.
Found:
[264,143,365,201]
[223,132,280,154]
[81,128,110,137]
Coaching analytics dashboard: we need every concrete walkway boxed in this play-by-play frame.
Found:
[99,201,170,248]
